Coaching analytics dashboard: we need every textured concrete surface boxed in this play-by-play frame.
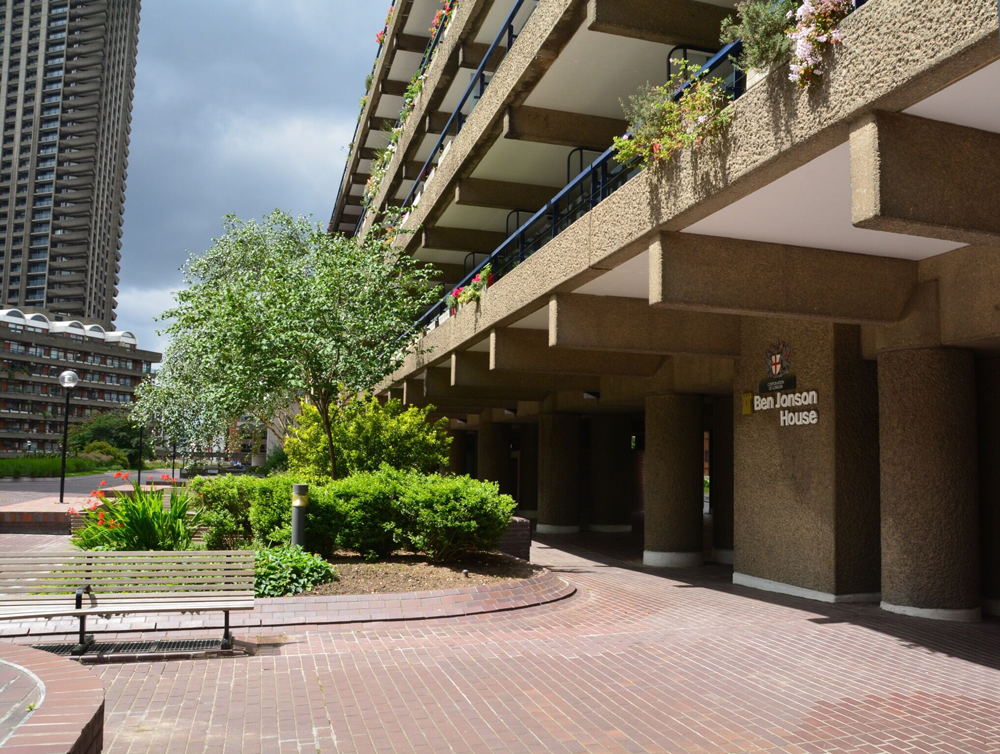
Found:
[735,318,880,596]
[588,414,636,529]
[477,410,517,498]
[537,411,583,529]
[878,348,980,612]
[69,535,1000,754]
[644,394,704,559]
[710,396,734,554]
[978,357,1000,604]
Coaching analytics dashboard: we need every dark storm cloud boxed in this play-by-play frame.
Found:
[117,1,386,352]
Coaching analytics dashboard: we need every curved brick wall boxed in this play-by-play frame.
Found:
[0,643,104,753]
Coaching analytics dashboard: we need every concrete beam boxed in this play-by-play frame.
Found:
[403,160,431,181]
[428,263,467,283]
[380,79,409,97]
[452,352,600,392]
[454,177,560,213]
[651,232,918,323]
[369,116,395,133]
[344,194,364,207]
[587,0,731,49]
[393,33,431,54]
[423,110,454,136]
[549,293,741,357]
[851,111,1000,246]
[490,328,665,377]
[422,227,507,254]
[504,106,626,152]
[426,365,550,402]
[458,41,507,72]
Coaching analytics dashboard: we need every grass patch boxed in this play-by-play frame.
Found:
[0,455,124,479]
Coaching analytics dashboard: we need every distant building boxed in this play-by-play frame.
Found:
[0,0,141,327]
[0,306,158,453]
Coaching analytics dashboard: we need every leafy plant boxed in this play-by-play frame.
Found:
[259,446,289,476]
[0,455,115,479]
[71,481,205,551]
[721,0,798,72]
[285,397,450,481]
[613,60,732,168]
[190,474,294,549]
[397,473,515,562]
[253,546,338,598]
[68,411,153,466]
[446,264,492,310]
[80,441,129,469]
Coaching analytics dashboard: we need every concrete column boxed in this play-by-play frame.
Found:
[710,396,734,564]
[644,394,704,567]
[734,319,880,602]
[537,412,582,533]
[879,348,980,621]
[978,358,1000,618]
[517,423,539,520]
[589,414,635,532]
[477,411,515,498]
[448,429,467,476]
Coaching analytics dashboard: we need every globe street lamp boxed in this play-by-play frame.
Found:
[58,370,79,504]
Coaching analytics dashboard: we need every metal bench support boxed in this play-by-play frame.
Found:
[72,587,94,656]
[222,610,232,650]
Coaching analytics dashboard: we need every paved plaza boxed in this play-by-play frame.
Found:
[8,533,985,754]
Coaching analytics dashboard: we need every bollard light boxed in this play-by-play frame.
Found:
[291,483,309,548]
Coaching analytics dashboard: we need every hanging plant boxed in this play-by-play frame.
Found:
[376,4,394,45]
[446,264,492,313]
[720,0,798,72]
[612,60,732,168]
[786,0,854,87]
[429,1,457,38]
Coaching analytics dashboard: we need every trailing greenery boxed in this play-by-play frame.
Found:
[68,411,154,467]
[0,455,118,479]
[720,0,798,72]
[71,484,204,552]
[192,468,514,563]
[253,546,338,598]
[614,60,732,168]
[131,210,438,478]
[284,397,450,481]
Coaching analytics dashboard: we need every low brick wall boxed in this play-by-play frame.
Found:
[0,643,105,753]
[0,511,70,535]
[497,516,531,562]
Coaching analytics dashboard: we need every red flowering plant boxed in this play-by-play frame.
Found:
[375,4,394,45]
[70,474,204,552]
[429,1,456,38]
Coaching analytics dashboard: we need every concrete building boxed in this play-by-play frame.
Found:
[0,0,140,327]
[330,0,1000,622]
[0,306,158,453]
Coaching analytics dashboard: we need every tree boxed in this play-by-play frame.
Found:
[285,397,451,480]
[132,210,438,478]
[68,411,154,466]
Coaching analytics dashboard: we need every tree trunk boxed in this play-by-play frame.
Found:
[317,401,338,480]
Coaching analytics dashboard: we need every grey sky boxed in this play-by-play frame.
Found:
[117,0,386,355]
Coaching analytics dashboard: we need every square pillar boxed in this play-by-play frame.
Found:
[734,319,881,602]
[644,394,704,567]
[517,423,539,520]
[879,348,980,621]
[978,357,1000,618]
[448,429,467,476]
[537,412,582,533]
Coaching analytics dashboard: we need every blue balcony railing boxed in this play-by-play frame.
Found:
[408,0,868,338]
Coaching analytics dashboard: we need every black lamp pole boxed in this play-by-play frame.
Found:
[57,370,79,504]
[136,423,144,482]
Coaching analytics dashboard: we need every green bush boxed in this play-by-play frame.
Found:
[285,397,451,481]
[71,484,204,551]
[720,0,798,72]
[397,473,516,561]
[0,455,114,478]
[81,441,130,469]
[253,546,338,598]
[326,468,404,560]
[259,446,288,475]
[67,411,154,466]
[189,474,294,549]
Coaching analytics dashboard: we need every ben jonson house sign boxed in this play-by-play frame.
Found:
[742,341,819,426]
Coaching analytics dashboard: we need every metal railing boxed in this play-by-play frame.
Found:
[408,0,869,338]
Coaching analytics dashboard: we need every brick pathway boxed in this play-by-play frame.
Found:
[84,536,1000,754]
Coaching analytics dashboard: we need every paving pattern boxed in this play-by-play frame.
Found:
[81,536,1000,754]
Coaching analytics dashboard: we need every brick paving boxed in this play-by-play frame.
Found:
[66,535,998,754]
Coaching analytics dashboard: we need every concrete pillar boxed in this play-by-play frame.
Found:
[517,423,539,520]
[477,411,515,498]
[448,429,467,476]
[711,396,734,564]
[734,319,881,602]
[879,348,980,621]
[978,358,1000,618]
[589,414,635,532]
[644,394,704,567]
[537,412,582,533]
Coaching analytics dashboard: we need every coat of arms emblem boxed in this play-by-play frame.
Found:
[765,341,791,379]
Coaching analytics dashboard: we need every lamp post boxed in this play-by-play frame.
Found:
[136,422,144,483]
[57,370,79,504]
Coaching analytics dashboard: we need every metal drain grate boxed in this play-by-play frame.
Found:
[33,639,223,657]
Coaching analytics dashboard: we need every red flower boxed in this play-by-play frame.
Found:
[95,490,106,499]
[160,474,170,481]
[121,472,130,480]
[68,506,76,515]
[88,501,99,512]
[113,471,123,479]
[99,480,107,487]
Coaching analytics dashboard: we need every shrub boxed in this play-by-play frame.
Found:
[189,474,294,549]
[253,546,338,598]
[285,397,451,481]
[397,473,516,561]
[326,468,404,560]
[71,483,204,551]
[613,60,732,168]
[81,441,129,469]
[0,455,111,478]
[720,0,798,72]
[259,446,288,476]
[68,411,154,466]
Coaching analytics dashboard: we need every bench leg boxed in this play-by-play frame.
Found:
[222,610,232,650]
[71,615,93,656]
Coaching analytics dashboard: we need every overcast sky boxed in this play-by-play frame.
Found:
[116,1,386,355]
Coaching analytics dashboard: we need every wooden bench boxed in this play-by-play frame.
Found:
[0,551,255,653]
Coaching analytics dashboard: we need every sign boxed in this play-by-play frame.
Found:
[759,340,796,393]
[744,341,819,427]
